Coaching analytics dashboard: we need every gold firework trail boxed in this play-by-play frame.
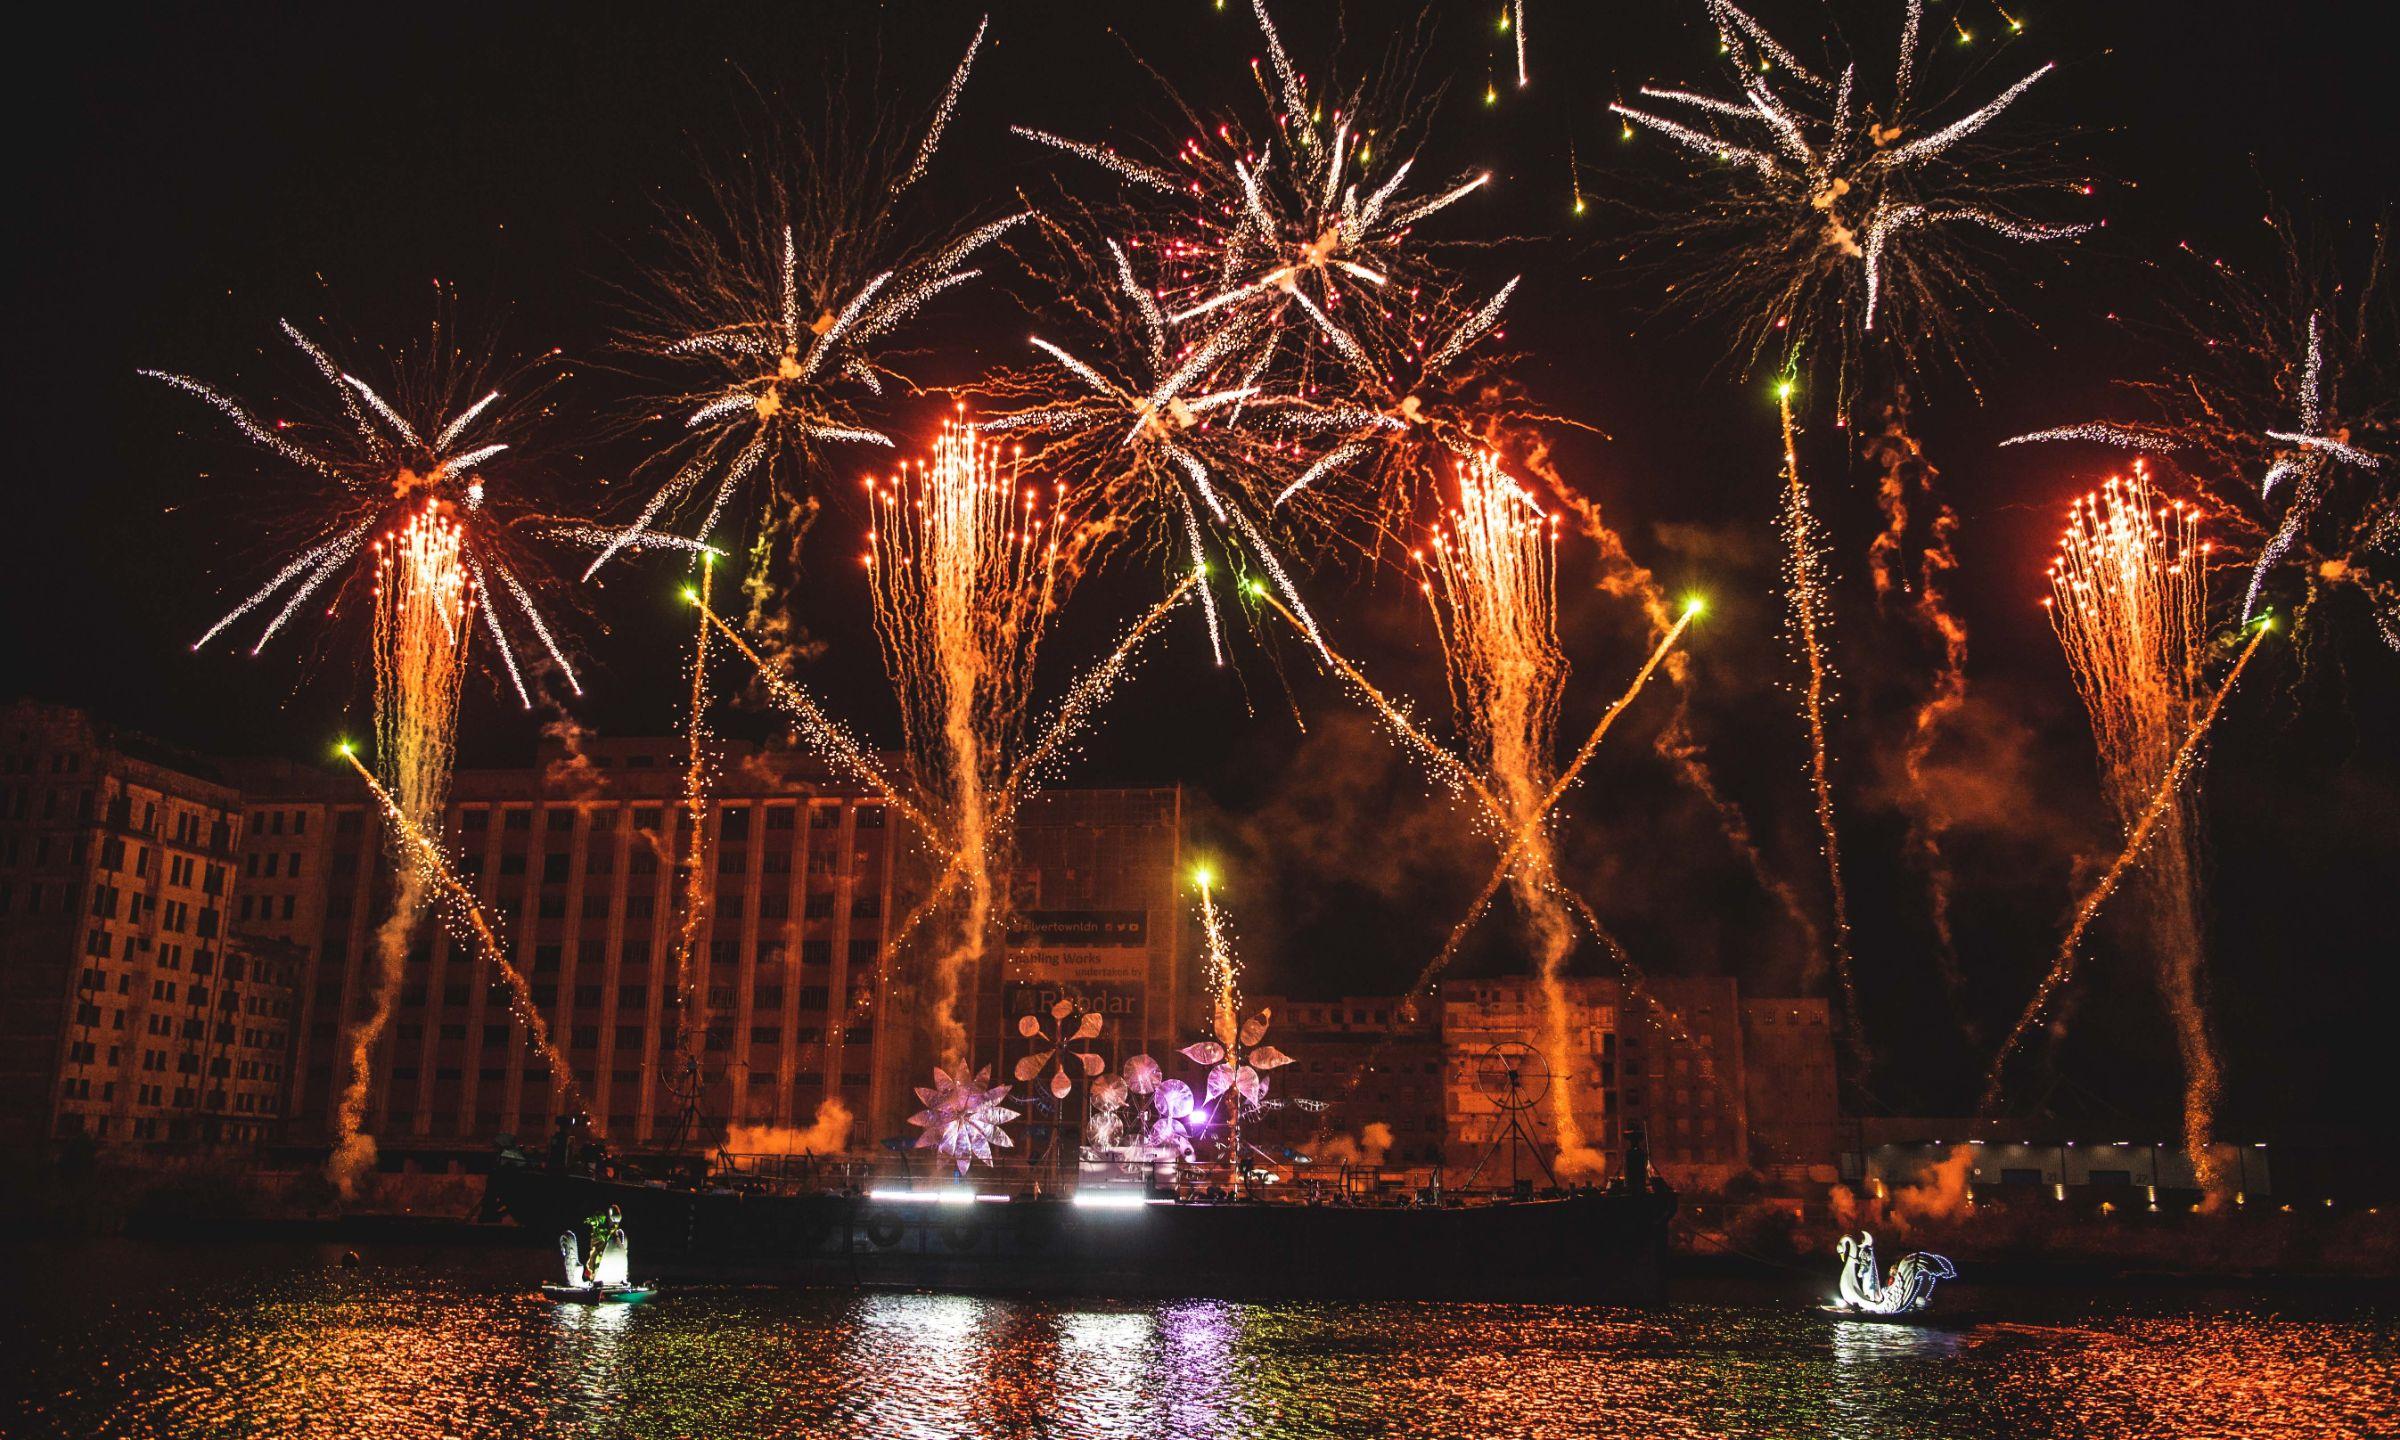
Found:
[331,502,475,1194]
[1778,384,1867,1067]
[1985,612,2272,1116]
[341,749,589,1127]
[672,554,719,1066]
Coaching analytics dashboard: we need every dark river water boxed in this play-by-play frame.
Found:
[2,1240,2391,1439]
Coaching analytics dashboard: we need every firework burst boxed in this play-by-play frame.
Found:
[982,226,1387,662]
[146,309,583,1192]
[2007,218,2396,642]
[1609,0,2090,397]
[594,15,1027,591]
[147,317,578,706]
[991,0,1529,651]
[1015,1,1500,395]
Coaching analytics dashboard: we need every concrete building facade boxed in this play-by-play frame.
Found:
[221,730,1188,1166]
[0,702,295,1152]
[1436,975,1836,1189]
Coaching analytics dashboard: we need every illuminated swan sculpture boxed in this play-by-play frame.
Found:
[1833,1231,1957,1315]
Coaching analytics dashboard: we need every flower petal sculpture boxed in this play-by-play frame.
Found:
[907,1066,1021,1176]
[1182,1007,1293,1110]
[1015,999,1108,1101]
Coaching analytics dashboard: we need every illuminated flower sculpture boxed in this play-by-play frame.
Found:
[907,1066,1021,1175]
[1098,1056,1203,1159]
[1182,1008,1292,1111]
[1015,1000,1108,1101]
[1085,1074,1130,1150]
[1147,1079,1202,1156]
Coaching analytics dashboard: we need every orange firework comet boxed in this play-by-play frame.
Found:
[331,500,475,1194]
[1987,465,2256,1191]
[693,560,1194,1089]
[868,414,1062,1070]
[1414,454,1599,1176]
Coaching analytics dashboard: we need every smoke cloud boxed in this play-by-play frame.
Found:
[1307,1121,1396,1168]
[725,1097,855,1156]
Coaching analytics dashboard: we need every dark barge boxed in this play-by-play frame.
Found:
[483,1146,1675,1306]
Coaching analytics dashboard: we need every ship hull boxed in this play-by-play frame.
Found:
[485,1166,1673,1306]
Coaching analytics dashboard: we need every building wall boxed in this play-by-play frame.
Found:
[1741,997,1841,1183]
[984,787,1184,1159]
[0,701,292,1152]
[1438,976,1818,1189]
[228,731,1186,1164]
[1246,996,1447,1167]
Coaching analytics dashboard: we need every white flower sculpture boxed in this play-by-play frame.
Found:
[1014,1000,1107,1100]
[1104,1055,1202,1156]
[1181,1007,1293,1109]
[907,1066,1020,1176]
[1148,1079,1201,1155]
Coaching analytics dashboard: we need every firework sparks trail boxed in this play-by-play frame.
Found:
[1264,588,1491,803]
[1541,473,1823,976]
[1414,454,1598,1175]
[691,544,1147,1109]
[1004,576,1197,795]
[1983,467,2235,1184]
[867,417,1060,1070]
[824,579,1197,1054]
[1655,710,1824,974]
[672,555,718,1066]
[340,749,589,1126]
[695,605,925,826]
[1985,612,2273,1123]
[1307,605,1698,1145]
[330,502,474,1195]
[698,551,1186,990]
[1194,870,1244,1176]
[1556,886,1738,1134]
[542,523,724,561]
[1610,0,2089,394]
[1779,387,1868,1067]
[1389,603,1696,1013]
[896,15,989,197]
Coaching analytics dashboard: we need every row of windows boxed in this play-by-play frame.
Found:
[245,850,305,879]
[238,893,298,922]
[248,809,310,837]
[453,803,881,835]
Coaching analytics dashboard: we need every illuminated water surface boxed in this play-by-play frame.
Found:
[4,1241,2390,1438]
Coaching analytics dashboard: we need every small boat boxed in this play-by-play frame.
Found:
[1823,1231,1958,1317]
[548,1220,653,1302]
[1817,1302,1958,1325]
[542,1281,656,1305]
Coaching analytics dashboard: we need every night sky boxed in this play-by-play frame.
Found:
[11,2,2395,1142]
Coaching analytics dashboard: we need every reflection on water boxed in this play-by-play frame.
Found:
[2,1241,2392,1439]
